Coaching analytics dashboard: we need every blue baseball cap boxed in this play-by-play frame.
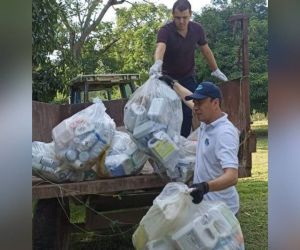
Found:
[185,81,222,101]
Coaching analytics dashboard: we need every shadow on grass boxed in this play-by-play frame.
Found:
[70,227,136,250]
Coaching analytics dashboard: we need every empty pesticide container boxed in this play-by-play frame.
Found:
[147,98,167,124]
[148,131,179,163]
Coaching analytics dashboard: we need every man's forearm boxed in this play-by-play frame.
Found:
[200,44,218,71]
[207,168,238,192]
[173,81,194,109]
[154,42,166,61]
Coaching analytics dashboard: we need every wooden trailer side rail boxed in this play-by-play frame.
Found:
[32,174,168,200]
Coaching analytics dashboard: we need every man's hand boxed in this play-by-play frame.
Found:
[158,75,176,88]
[189,182,209,204]
[149,59,163,76]
[211,68,228,82]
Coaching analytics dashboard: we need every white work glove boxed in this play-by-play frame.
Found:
[211,68,228,82]
[149,59,163,76]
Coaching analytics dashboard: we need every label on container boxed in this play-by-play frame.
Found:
[152,140,176,161]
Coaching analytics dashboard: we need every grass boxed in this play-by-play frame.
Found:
[237,120,268,249]
[70,120,268,249]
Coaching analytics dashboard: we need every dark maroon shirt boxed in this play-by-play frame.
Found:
[157,21,207,79]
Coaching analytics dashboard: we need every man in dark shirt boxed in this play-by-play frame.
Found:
[149,0,228,137]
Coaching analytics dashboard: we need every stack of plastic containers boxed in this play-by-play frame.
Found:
[52,101,115,171]
[96,131,149,177]
[32,99,115,182]
[124,77,196,181]
[132,182,245,250]
[32,141,97,182]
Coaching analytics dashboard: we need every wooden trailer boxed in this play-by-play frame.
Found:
[32,14,256,250]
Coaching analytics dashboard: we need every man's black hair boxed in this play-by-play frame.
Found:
[172,0,191,13]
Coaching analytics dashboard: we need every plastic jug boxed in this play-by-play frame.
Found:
[144,237,174,250]
[147,131,178,163]
[147,98,167,124]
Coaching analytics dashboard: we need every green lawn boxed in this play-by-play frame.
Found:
[237,120,268,249]
[70,120,269,249]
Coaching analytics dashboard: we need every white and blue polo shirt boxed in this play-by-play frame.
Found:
[193,113,240,214]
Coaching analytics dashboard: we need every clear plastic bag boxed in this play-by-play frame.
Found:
[124,77,182,134]
[174,135,197,183]
[32,141,97,183]
[146,134,197,183]
[52,100,116,171]
[133,182,245,250]
[124,76,183,179]
[96,131,149,177]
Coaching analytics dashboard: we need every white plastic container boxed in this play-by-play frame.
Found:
[65,149,78,162]
[79,151,90,162]
[133,183,245,250]
[133,104,148,127]
[133,120,156,139]
[132,183,192,250]
[172,214,220,249]
[77,132,99,152]
[124,103,148,132]
[147,98,166,124]
[52,122,74,147]
[148,131,179,163]
[144,238,174,250]
[175,157,195,182]
[39,156,60,170]
[89,141,107,159]
[105,154,135,177]
[74,122,95,136]
[132,150,148,168]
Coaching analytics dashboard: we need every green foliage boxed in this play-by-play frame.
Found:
[110,3,170,84]
[193,0,268,113]
[32,0,64,102]
[33,0,267,114]
[51,91,69,104]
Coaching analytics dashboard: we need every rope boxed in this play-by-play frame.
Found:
[56,195,137,238]
[33,172,144,236]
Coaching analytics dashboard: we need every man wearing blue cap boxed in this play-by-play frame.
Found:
[159,75,240,216]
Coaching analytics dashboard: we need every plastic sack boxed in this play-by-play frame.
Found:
[32,141,97,183]
[132,182,244,250]
[96,131,149,177]
[123,76,183,179]
[52,100,116,171]
[175,136,197,182]
[150,134,197,182]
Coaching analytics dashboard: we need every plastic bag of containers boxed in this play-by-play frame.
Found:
[96,131,149,177]
[124,76,185,180]
[150,134,196,182]
[132,182,244,250]
[32,141,97,182]
[52,99,115,172]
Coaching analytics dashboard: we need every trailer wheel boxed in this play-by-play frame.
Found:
[33,198,70,250]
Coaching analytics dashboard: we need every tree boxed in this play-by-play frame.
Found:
[32,0,64,102]
[32,0,129,102]
[108,3,170,82]
[57,0,126,61]
[193,0,268,114]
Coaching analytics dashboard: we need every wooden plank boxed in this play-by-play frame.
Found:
[33,198,70,250]
[249,131,257,153]
[32,99,128,142]
[32,101,61,142]
[88,190,161,211]
[85,206,150,231]
[32,174,168,200]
